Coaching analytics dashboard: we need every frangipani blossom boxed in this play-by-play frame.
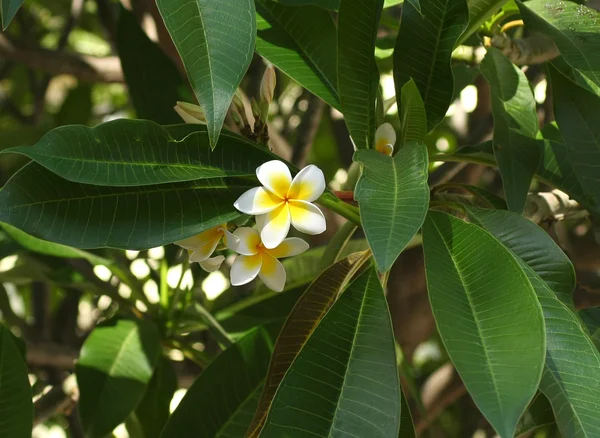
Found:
[174,101,205,124]
[229,227,309,292]
[175,224,237,272]
[375,123,396,156]
[233,160,326,249]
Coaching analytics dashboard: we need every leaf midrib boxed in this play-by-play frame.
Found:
[192,0,217,124]
[215,382,263,437]
[422,0,451,106]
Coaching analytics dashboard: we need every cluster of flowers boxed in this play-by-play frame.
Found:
[175,160,327,292]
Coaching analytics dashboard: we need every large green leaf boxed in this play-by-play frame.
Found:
[524,267,600,438]
[518,0,600,87]
[161,326,274,438]
[458,0,508,46]
[0,0,22,30]
[255,0,339,109]
[260,267,401,437]
[550,65,600,211]
[465,207,575,307]
[117,6,187,124]
[76,319,161,438]
[155,0,256,148]
[338,0,384,150]
[422,211,545,438]
[580,308,600,351]
[394,0,468,131]
[247,252,369,437]
[0,325,32,438]
[274,0,339,11]
[3,120,274,186]
[515,394,556,438]
[399,78,427,146]
[354,142,429,272]
[133,357,178,438]
[480,47,541,213]
[0,162,249,249]
[399,388,416,438]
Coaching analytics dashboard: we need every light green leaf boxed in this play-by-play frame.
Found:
[550,65,600,211]
[76,319,161,438]
[247,252,369,437]
[0,162,249,249]
[518,0,600,88]
[274,0,339,9]
[116,5,188,124]
[480,47,541,213]
[422,211,545,438]
[260,267,401,437]
[155,0,256,148]
[465,207,575,307]
[393,0,468,131]
[338,0,384,150]
[255,0,340,109]
[458,0,508,46]
[160,326,274,438]
[354,142,429,272]
[399,78,427,146]
[3,120,274,186]
[1,222,110,266]
[0,325,32,438]
[133,357,178,438]
[1,0,23,30]
[551,56,600,97]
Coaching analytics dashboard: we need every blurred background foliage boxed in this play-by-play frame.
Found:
[1,0,600,437]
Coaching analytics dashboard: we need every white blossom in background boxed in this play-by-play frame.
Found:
[174,224,238,272]
[228,226,309,292]
[174,101,205,124]
[233,160,326,249]
[374,122,396,156]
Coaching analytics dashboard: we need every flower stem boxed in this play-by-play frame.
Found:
[318,193,361,226]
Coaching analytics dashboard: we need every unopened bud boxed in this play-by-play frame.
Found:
[232,89,245,112]
[174,101,205,124]
[260,64,276,105]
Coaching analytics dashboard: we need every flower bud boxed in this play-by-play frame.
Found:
[174,101,205,124]
[260,64,276,106]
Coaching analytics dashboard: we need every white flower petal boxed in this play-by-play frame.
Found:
[258,253,286,292]
[289,200,326,235]
[222,229,239,250]
[175,227,221,250]
[230,254,262,286]
[287,165,326,202]
[233,187,283,215]
[267,237,309,259]
[259,204,291,249]
[256,160,292,198]
[232,227,261,255]
[375,122,396,150]
[198,255,225,272]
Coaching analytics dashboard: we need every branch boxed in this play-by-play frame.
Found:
[34,374,79,426]
[0,34,123,83]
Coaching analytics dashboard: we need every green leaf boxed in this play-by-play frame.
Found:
[515,394,556,438]
[524,267,600,438]
[0,162,249,249]
[1,0,23,30]
[260,267,401,437]
[480,47,541,213]
[319,220,358,267]
[550,65,600,211]
[354,142,429,272]
[422,211,545,438]
[155,0,256,148]
[452,64,480,102]
[0,325,32,438]
[1,222,110,266]
[3,120,274,187]
[580,308,600,351]
[55,83,93,126]
[247,252,369,437]
[133,357,178,438]
[458,0,508,46]
[399,388,416,438]
[551,56,600,97]
[393,0,468,131]
[117,5,188,124]
[465,207,575,307]
[255,0,340,109]
[76,319,161,438]
[274,0,339,10]
[518,0,600,88]
[338,0,384,150]
[399,78,427,146]
[160,326,274,438]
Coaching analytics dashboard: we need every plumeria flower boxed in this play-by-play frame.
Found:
[174,101,206,124]
[374,122,396,156]
[175,224,237,272]
[229,227,308,292]
[233,160,326,249]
